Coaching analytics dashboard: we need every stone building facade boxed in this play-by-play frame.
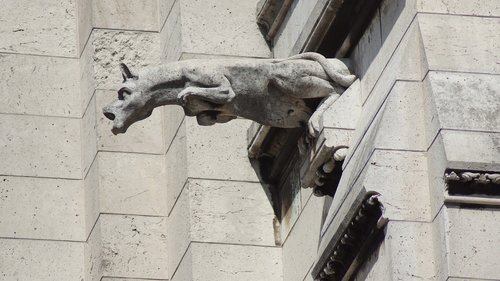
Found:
[0,0,499,281]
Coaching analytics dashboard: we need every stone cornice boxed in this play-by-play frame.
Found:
[311,193,386,281]
[444,169,500,206]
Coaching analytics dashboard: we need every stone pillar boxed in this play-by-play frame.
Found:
[0,0,99,280]
[159,1,283,281]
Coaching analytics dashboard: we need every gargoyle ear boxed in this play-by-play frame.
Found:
[120,63,137,82]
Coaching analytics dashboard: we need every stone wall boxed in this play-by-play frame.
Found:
[1,0,499,281]
[1,0,281,280]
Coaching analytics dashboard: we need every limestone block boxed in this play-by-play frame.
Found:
[360,0,420,101]
[0,239,85,281]
[84,160,100,239]
[418,0,500,17]
[188,179,276,245]
[0,176,86,240]
[165,120,188,214]
[426,71,500,133]
[80,42,96,116]
[188,243,282,281]
[96,90,165,154]
[0,0,78,57]
[445,207,500,279]
[426,134,447,218]
[419,14,500,74]
[364,150,431,222]
[82,95,97,177]
[160,0,182,62]
[170,244,193,281]
[77,0,93,54]
[167,179,276,278]
[163,106,185,152]
[441,130,500,171]
[101,214,168,279]
[185,118,260,182]
[273,0,320,58]
[101,277,168,281]
[322,80,362,130]
[98,152,167,216]
[166,185,191,279]
[354,229,392,281]
[92,30,161,90]
[85,222,102,281]
[374,81,426,151]
[0,54,80,117]
[384,221,436,281]
[0,114,82,179]
[161,0,270,59]
[346,22,427,167]
[159,0,176,30]
[282,196,323,281]
[280,161,302,242]
[93,0,162,31]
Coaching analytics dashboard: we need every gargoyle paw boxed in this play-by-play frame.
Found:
[307,115,321,138]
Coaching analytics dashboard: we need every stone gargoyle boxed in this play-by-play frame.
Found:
[102,52,356,136]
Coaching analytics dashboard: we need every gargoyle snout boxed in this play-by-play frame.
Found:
[103,106,116,121]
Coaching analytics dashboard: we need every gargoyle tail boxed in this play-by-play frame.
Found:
[283,52,356,88]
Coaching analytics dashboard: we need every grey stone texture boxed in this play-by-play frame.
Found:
[2,0,500,280]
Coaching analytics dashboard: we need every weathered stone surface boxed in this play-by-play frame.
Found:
[82,95,97,177]
[84,221,102,281]
[364,150,431,222]
[166,184,191,279]
[93,0,162,31]
[273,0,319,58]
[163,106,185,152]
[165,120,188,214]
[101,214,168,279]
[98,152,167,216]
[0,114,82,179]
[282,196,323,281]
[445,207,500,280]
[181,119,258,182]
[84,160,100,239]
[96,90,165,154]
[0,176,86,240]
[0,54,80,117]
[418,0,500,16]
[322,79,362,130]
[92,30,161,90]
[426,71,500,132]
[179,0,271,58]
[77,0,93,54]
[419,14,500,74]
[187,243,282,281]
[167,178,276,278]
[102,278,167,281]
[160,0,182,62]
[0,0,78,57]
[374,81,426,151]
[188,179,276,245]
[441,130,500,171]
[426,134,447,218]
[0,239,85,281]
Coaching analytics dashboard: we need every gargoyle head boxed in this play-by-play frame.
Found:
[102,64,154,135]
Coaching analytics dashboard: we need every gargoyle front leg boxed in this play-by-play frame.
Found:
[177,75,235,106]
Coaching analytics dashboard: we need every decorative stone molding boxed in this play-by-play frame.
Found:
[444,169,500,206]
[311,193,387,281]
[256,0,293,41]
[445,171,500,185]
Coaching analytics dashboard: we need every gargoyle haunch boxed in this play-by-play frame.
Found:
[102,52,356,136]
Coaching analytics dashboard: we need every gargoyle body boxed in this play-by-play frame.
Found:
[103,52,356,135]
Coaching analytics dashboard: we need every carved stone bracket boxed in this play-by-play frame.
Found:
[312,193,387,281]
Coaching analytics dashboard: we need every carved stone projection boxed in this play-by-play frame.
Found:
[102,53,356,136]
[444,169,500,203]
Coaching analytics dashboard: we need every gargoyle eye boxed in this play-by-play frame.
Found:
[118,88,132,100]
